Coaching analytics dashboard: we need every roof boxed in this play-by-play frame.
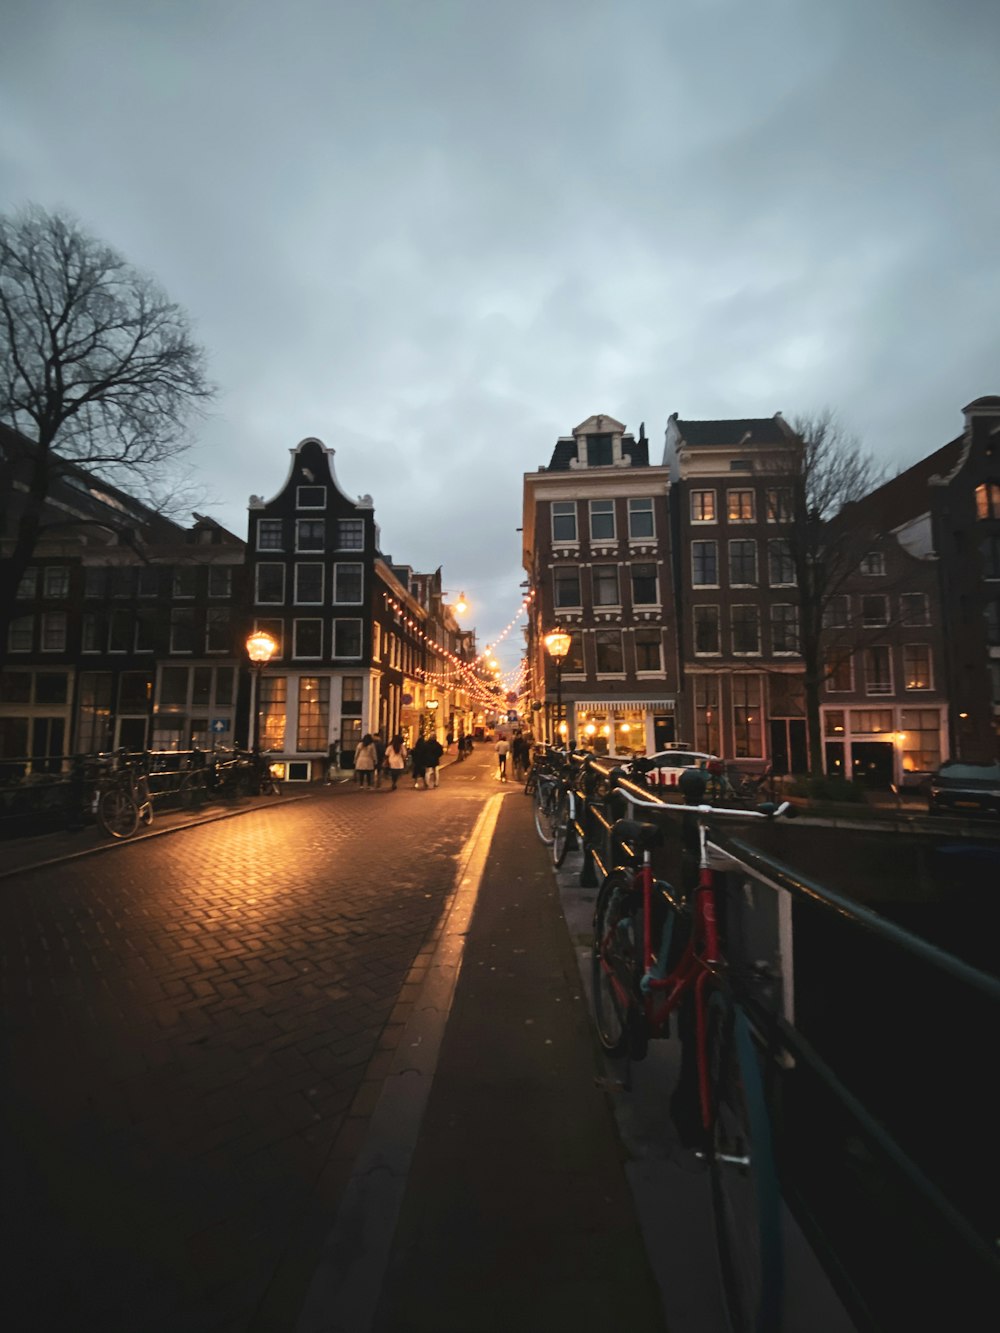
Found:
[963,395,1000,411]
[840,435,964,531]
[544,433,649,471]
[670,415,793,448]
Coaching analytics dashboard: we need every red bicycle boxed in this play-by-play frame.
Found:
[591,784,795,1333]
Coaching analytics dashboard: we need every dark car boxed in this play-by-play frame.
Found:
[927,762,1000,817]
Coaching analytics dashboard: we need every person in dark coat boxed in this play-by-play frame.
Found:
[411,735,429,789]
[423,734,444,788]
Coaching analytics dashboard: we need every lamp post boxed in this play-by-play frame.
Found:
[246,630,277,756]
[543,629,572,747]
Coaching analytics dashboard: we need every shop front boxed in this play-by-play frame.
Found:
[572,699,677,758]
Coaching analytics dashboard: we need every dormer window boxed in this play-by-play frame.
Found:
[587,434,613,467]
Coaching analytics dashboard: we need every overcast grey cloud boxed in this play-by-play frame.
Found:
[2,0,998,668]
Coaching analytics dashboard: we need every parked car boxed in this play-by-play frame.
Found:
[927,762,1000,817]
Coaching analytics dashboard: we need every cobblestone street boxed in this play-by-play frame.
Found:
[0,775,490,1332]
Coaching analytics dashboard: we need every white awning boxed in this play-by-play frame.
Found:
[571,699,675,710]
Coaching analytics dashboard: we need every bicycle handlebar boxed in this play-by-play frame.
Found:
[616,788,795,821]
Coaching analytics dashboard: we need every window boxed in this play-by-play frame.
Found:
[766,487,794,522]
[864,646,892,696]
[0,672,31,703]
[628,498,654,539]
[593,565,620,606]
[695,677,721,755]
[337,519,365,550]
[727,489,755,522]
[297,677,330,749]
[595,630,623,673]
[826,654,853,692]
[170,608,196,653]
[903,644,932,690]
[259,675,287,751]
[297,485,326,509]
[589,500,616,541]
[334,562,363,604]
[40,613,67,651]
[43,567,70,598]
[551,501,577,543]
[900,707,941,774]
[108,609,132,652]
[859,551,885,576]
[342,677,363,713]
[980,534,1000,580]
[8,617,33,652]
[138,566,159,597]
[159,666,189,707]
[900,593,929,625]
[35,672,69,705]
[975,481,1000,520]
[192,666,212,707]
[334,618,363,657]
[691,541,718,586]
[729,540,757,585]
[729,459,752,472]
[293,619,323,659]
[294,563,323,604]
[587,434,613,467]
[257,519,283,550]
[770,604,798,654]
[693,605,720,654]
[630,563,658,605]
[823,595,849,628]
[256,563,285,604]
[206,608,230,653]
[985,599,1000,646]
[207,566,232,598]
[134,612,156,653]
[731,675,762,757]
[81,614,102,652]
[17,568,38,599]
[109,567,135,598]
[77,672,113,753]
[853,709,893,734]
[296,519,325,552]
[564,631,585,674]
[553,566,581,608]
[861,595,889,627]
[173,567,197,598]
[690,490,716,523]
[731,605,760,654]
[767,538,795,586]
[215,668,234,706]
[634,628,662,672]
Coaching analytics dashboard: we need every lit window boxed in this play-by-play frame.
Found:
[727,489,755,522]
[903,644,932,690]
[691,491,716,523]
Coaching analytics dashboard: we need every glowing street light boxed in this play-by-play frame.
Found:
[543,629,572,747]
[246,630,277,756]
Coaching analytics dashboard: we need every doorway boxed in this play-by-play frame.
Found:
[851,741,894,789]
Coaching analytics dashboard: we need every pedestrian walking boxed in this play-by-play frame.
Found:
[411,735,429,789]
[495,735,510,782]
[354,734,378,788]
[324,740,339,785]
[423,734,444,788]
[372,732,387,787]
[511,731,530,781]
[384,735,407,791]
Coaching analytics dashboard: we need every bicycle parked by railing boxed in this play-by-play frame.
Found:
[95,750,154,839]
[591,768,795,1333]
[527,745,582,866]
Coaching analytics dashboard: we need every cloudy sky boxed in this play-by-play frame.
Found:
[3,0,998,669]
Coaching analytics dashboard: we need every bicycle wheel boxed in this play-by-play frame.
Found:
[178,772,206,811]
[533,781,557,844]
[706,992,783,1333]
[137,779,154,825]
[552,791,575,868]
[98,788,140,839]
[591,870,644,1058]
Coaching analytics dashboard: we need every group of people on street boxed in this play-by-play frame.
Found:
[495,730,533,783]
[350,732,446,790]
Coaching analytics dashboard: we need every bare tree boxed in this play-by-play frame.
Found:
[0,205,214,662]
[785,410,886,774]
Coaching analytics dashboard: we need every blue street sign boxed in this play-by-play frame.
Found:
[211,719,230,733]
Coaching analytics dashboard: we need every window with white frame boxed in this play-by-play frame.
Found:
[297,676,330,748]
[693,605,720,654]
[135,612,156,653]
[551,501,577,543]
[592,565,620,606]
[634,627,662,672]
[975,481,1000,520]
[207,566,232,598]
[864,645,892,695]
[903,644,932,690]
[43,567,70,598]
[861,594,889,627]
[823,595,850,628]
[900,592,929,626]
[17,568,38,599]
[256,563,285,604]
[170,608,196,653]
[630,563,658,605]
[296,519,325,552]
[731,605,760,654]
[770,604,799,654]
[109,567,135,598]
[729,540,757,586]
[138,566,159,597]
[108,609,131,652]
[563,631,585,674]
[254,619,284,657]
[295,563,324,604]
[257,519,283,550]
[826,653,853,692]
[8,616,33,652]
[173,567,197,598]
[860,551,886,576]
[690,490,716,523]
[553,566,581,607]
[695,676,721,755]
[293,619,323,659]
[589,500,616,541]
[40,613,67,651]
[727,489,755,522]
[333,618,363,657]
[628,497,655,539]
[731,675,762,757]
[206,608,230,653]
[900,707,941,773]
[297,485,326,509]
[766,487,794,522]
[767,538,795,586]
[691,540,718,586]
[334,563,363,604]
[337,519,365,550]
[595,630,624,673]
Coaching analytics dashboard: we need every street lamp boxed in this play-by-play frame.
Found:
[543,629,572,747]
[246,630,277,755]
[426,697,439,737]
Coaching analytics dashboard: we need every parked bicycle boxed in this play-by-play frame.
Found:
[591,768,795,1333]
[96,750,154,839]
[527,745,582,866]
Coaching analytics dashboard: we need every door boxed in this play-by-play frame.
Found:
[653,714,676,750]
[851,741,894,789]
[117,716,148,752]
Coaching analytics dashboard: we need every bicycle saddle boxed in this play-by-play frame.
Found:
[611,818,665,853]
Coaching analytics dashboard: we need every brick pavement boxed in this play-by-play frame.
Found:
[0,767,489,1332]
